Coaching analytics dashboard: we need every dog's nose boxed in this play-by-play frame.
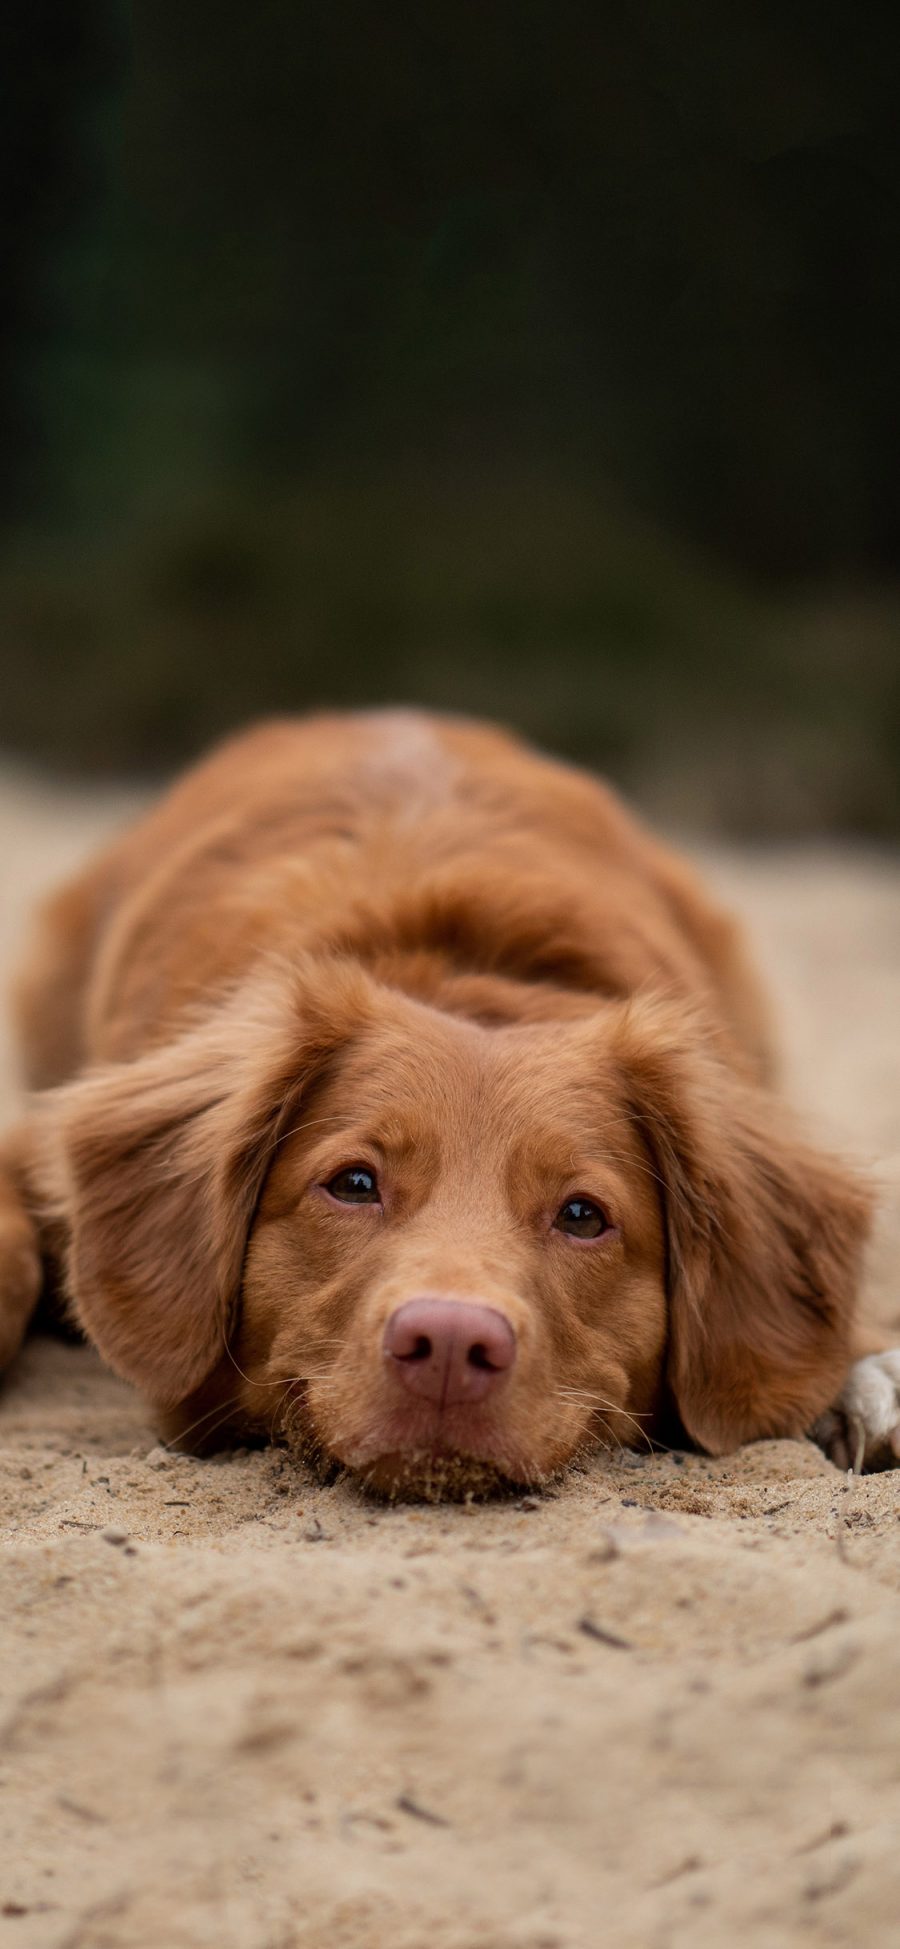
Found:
[383,1299,516,1407]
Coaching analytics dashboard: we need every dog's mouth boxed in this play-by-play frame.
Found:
[276,1384,543,1500]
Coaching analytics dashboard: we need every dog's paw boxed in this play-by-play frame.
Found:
[811,1350,900,1473]
[0,1210,42,1373]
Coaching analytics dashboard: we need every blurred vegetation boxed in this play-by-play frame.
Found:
[1,2,899,831]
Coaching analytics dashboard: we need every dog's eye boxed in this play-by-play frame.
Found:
[554,1197,609,1239]
[325,1166,380,1204]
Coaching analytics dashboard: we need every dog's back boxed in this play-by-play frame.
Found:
[13,710,773,1090]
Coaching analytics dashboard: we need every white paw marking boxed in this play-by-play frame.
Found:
[814,1350,900,1473]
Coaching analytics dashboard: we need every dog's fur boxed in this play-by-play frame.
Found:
[0,712,877,1493]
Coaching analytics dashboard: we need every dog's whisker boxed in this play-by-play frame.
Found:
[555,1383,650,1420]
[161,1394,242,1452]
[263,1113,349,1158]
[592,1412,633,1460]
[554,1385,656,1454]
[220,1334,352,1394]
[222,1342,266,1389]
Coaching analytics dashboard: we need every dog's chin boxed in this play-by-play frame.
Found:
[280,1407,535,1500]
[284,1421,532,1500]
[346,1448,527,1503]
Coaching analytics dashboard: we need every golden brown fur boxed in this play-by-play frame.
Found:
[0,711,874,1493]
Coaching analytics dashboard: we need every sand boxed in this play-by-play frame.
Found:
[1,770,899,1949]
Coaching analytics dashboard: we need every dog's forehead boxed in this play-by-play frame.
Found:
[318,1000,628,1139]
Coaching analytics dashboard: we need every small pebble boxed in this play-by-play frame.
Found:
[588,1531,621,1563]
[145,1447,170,1471]
[100,1527,129,1547]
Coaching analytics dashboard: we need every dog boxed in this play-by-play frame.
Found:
[0,711,896,1494]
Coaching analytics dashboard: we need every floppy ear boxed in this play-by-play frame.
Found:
[27,964,368,1409]
[615,1000,873,1453]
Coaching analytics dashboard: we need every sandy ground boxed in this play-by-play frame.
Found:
[1,768,900,1949]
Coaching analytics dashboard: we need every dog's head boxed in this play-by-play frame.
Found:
[36,960,871,1495]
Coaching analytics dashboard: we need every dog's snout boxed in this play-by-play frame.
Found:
[383,1299,516,1406]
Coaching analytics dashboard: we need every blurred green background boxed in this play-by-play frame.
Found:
[2,2,899,832]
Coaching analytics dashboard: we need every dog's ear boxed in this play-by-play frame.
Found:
[28,963,371,1409]
[614,1000,873,1453]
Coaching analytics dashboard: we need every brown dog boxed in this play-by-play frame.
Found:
[0,712,893,1492]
